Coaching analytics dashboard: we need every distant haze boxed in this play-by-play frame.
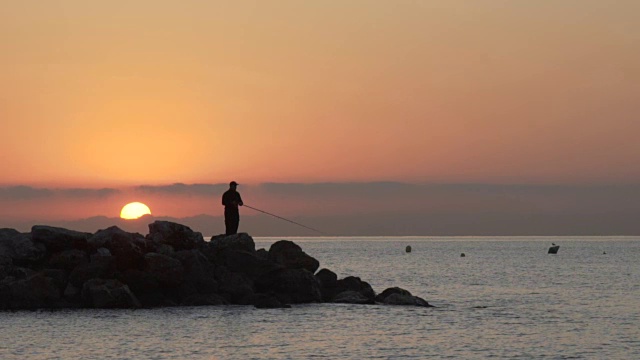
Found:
[1,182,639,236]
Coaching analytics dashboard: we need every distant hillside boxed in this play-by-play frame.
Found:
[3,210,639,237]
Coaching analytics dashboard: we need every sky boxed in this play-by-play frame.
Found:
[1,1,639,235]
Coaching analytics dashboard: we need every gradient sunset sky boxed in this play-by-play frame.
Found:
[1,1,639,234]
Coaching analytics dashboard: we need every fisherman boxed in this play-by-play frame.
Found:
[222,181,243,235]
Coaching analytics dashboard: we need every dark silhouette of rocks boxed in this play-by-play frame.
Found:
[375,286,433,307]
[268,240,320,273]
[0,221,432,310]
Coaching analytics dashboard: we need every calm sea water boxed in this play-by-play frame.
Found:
[2,236,639,359]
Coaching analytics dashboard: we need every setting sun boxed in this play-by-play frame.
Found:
[120,202,152,220]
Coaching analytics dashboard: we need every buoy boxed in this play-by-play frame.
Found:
[405,245,412,253]
[460,253,466,257]
[548,245,560,254]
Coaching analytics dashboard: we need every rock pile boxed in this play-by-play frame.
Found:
[0,222,432,310]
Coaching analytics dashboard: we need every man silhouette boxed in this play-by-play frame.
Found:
[222,181,243,235]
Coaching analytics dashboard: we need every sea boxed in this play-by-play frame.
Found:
[1,236,639,359]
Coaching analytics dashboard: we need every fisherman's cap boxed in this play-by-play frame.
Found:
[230,181,238,186]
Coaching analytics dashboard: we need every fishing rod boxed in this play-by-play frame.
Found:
[243,204,328,235]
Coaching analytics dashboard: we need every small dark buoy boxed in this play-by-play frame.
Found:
[548,244,560,254]
[405,245,412,253]
[460,253,466,257]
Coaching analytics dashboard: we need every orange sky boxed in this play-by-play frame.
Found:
[2,1,640,187]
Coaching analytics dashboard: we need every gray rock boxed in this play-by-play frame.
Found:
[156,244,175,257]
[48,249,89,271]
[143,253,184,288]
[332,290,372,304]
[88,226,145,251]
[218,249,282,280]
[104,234,144,271]
[374,287,412,303]
[316,268,339,302]
[207,233,256,253]
[382,293,432,307]
[335,276,376,303]
[8,273,62,309]
[315,268,338,288]
[376,287,433,307]
[115,269,162,307]
[69,256,116,288]
[255,268,321,304]
[90,247,112,262]
[41,269,68,291]
[0,228,46,265]
[9,266,36,279]
[147,221,204,251]
[217,270,254,302]
[256,248,268,260]
[173,250,218,294]
[268,240,320,274]
[63,283,80,300]
[31,225,90,252]
[0,255,12,280]
[81,278,141,308]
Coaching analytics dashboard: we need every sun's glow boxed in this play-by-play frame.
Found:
[120,202,152,220]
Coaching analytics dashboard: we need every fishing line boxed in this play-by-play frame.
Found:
[243,204,328,235]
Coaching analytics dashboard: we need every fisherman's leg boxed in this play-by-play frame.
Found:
[225,210,239,235]
[225,215,234,235]
[231,218,239,234]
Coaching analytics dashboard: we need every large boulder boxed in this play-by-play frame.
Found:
[48,249,89,271]
[0,228,46,265]
[31,225,90,252]
[268,240,319,274]
[147,221,204,251]
[115,269,164,307]
[63,283,81,302]
[332,290,372,304]
[81,278,141,308]
[315,268,338,288]
[0,255,12,280]
[375,287,432,307]
[104,233,145,271]
[88,226,146,252]
[41,268,69,292]
[173,250,218,295]
[315,268,339,302]
[374,287,411,302]
[143,253,184,288]
[216,269,255,303]
[216,249,282,280]
[69,256,116,288]
[206,233,256,255]
[255,268,321,304]
[333,276,375,303]
[7,266,36,280]
[7,273,63,309]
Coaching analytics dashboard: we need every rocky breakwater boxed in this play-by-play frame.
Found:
[0,221,432,310]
